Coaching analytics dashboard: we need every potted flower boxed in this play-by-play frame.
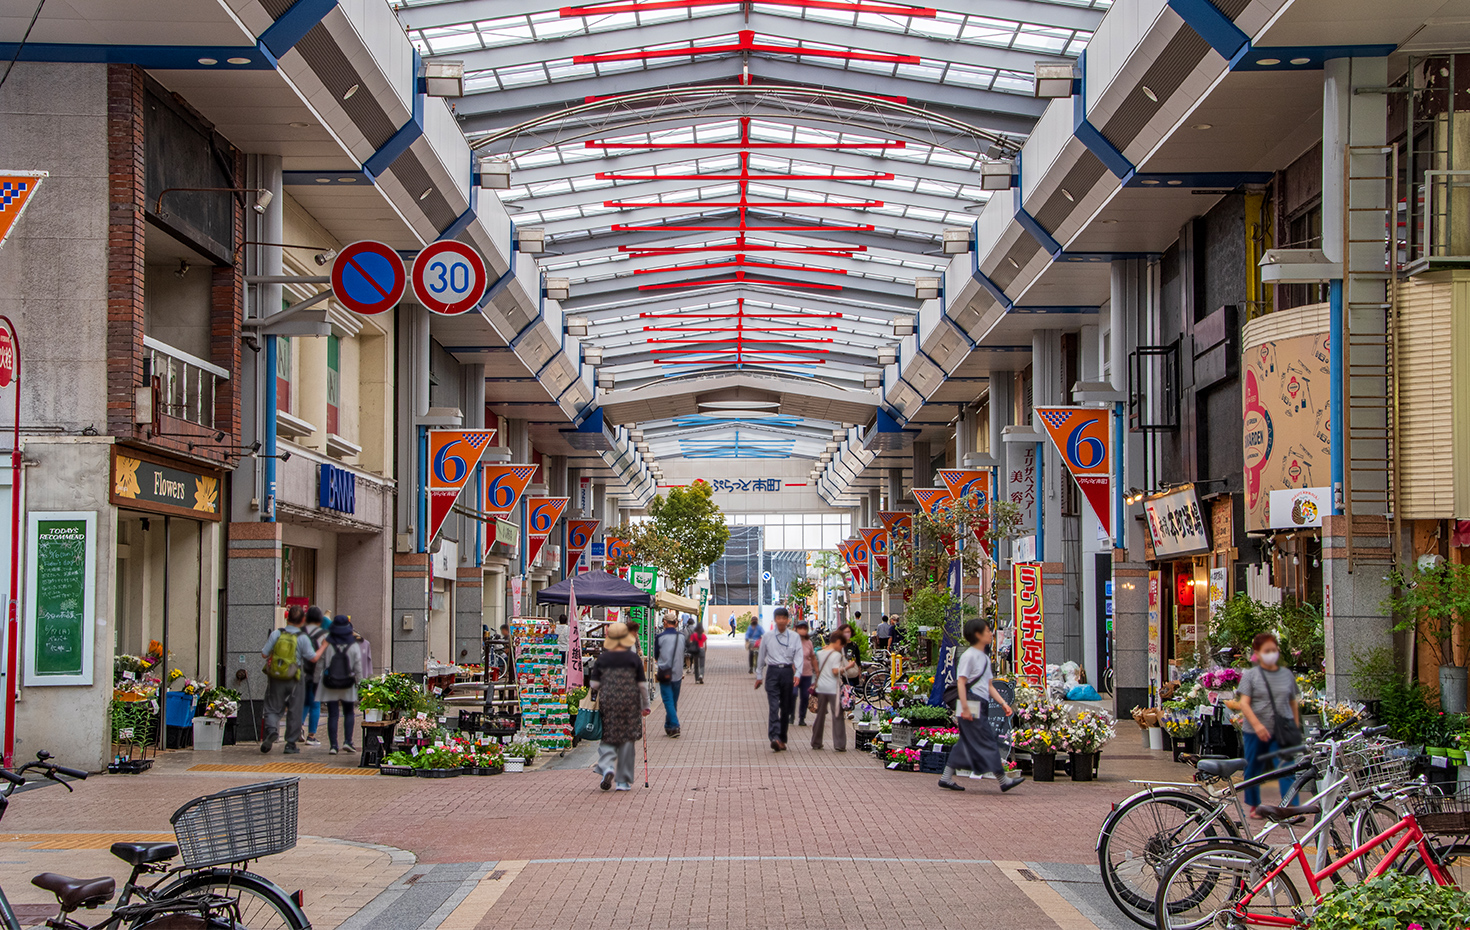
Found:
[379,750,416,777]
[395,716,442,747]
[412,747,463,778]
[884,747,919,772]
[1059,709,1116,781]
[462,745,504,775]
[503,739,538,772]
[1013,726,1058,781]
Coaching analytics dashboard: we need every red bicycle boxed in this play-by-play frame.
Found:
[1152,782,1464,928]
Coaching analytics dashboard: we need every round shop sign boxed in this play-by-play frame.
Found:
[412,240,488,316]
[331,241,406,316]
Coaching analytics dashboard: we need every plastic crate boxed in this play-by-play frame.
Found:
[379,764,414,777]
[890,723,915,748]
[414,768,462,778]
[170,778,299,868]
[919,750,948,774]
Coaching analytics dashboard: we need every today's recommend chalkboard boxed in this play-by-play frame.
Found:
[24,512,96,686]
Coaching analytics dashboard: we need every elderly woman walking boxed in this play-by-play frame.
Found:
[589,621,650,792]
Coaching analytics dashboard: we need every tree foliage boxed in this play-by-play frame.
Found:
[608,481,730,592]
[1387,561,1470,669]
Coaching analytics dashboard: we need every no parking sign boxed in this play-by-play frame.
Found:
[331,241,405,316]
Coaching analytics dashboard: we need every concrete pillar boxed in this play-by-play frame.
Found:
[455,567,483,664]
[886,468,903,512]
[1323,515,1393,701]
[912,441,932,489]
[1111,259,1151,717]
[226,522,282,717]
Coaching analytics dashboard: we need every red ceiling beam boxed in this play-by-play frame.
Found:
[640,312,842,318]
[574,30,920,65]
[638,275,844,290]
[622,246,861,257]
[563,0,936,18]
[596,171,894,181]
[642,326,838,332]
[612,223,876,230]
[632,258,848,275]
[604,199,884,207]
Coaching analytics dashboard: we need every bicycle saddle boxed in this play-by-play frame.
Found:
[111,841,179,866]
[1194,758,1247,778]
[1254,802,1321,823]
[31,873,115,911]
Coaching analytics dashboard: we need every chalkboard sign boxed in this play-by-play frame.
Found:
[25,512,96,686]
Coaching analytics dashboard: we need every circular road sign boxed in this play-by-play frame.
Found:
[761,571,772,582]
[331,240,406,315]
[0,325,15,388]
[412,240,488,316]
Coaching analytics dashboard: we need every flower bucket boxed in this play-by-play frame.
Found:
[504,759,525,773]
[1148,727,1165,751]
[164,692,195,727]
[1069,752,1094,782]
[1032,752,1056,782]
[364,708,383,723]
[191,716,224,752]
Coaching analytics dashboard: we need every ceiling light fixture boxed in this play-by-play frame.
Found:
[342,83,359,100]
[1255,58,1281,66]
[227,57,251,65]
[1006,257,1020,269]
[1192,123,1212,130]
[981,160,1015,192]
[913,278,939,301]
[1141,85,1158,102]
[419,188,433,201]
[1060,188,1074,202]
[565,317,589,337]
[198,58,217,65]
[289,121,312,129]
[1033,61,1076,98]
[1289,57,1311,65]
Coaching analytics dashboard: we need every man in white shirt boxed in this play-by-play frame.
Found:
[754,607,803,751]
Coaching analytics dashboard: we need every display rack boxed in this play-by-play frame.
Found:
[511,618,571,751]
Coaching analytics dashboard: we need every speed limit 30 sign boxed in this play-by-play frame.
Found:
[412,240,488,315]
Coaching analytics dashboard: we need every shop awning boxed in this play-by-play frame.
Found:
[653,590,699,614]
[535,570,652,608]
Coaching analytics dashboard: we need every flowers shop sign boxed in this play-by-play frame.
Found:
[110,449,222,521]
[1014,563,1045,687]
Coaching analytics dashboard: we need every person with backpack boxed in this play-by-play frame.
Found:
[654,611,685,738]
[938,619,1023,793]
[260,606,314,754]
[299,607,328,746]
[319,615,363,756]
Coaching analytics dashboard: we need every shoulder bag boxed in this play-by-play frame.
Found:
[1260,672,1302,749]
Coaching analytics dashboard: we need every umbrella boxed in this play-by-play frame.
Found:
[535,570,652,608]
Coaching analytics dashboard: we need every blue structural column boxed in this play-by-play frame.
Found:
[1328,278,1344,512]
[264,334,278,521]
[1113,400,1125,549]
[1035,441,1045,561]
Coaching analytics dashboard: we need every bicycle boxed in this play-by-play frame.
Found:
[1152,780,1460,929]
[0,754,310,930]
[1097,723,1399,927]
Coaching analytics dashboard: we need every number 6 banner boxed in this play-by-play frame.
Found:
[525,497,569,565]
[1035,406,1113,537]
[481,464,539,556]
[427,430,497,543]
[565,519,600,569]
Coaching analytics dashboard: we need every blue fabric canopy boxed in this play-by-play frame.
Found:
[535,570,651,608]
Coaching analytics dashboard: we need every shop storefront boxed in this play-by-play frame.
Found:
[1142,485,1212,692]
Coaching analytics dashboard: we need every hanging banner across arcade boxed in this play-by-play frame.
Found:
[525,497,569,565]
[480,463,538,556]
[859,527,889,575]
[937,468,992,554]
[427,430,497,543]
[1035,406,1113,537]
[566,519,600,566]
[1014,562,1046,688]
[912,487,953,517]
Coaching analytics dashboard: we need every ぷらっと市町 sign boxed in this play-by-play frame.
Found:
[110,449,222,521]
[25,512,97,685]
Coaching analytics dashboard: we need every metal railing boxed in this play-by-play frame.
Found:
[143,337,229,429]
[1421,169,1470,262]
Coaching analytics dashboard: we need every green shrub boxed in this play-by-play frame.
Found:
[1348,645,1399,700]
[1378,677,1435,743]
[1313,871,1470,930]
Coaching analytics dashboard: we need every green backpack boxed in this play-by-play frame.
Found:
[265,630,300,681]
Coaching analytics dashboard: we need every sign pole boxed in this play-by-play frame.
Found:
[1,316,20,768]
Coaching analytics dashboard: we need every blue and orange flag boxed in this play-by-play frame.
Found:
[1035,406,1113,537]
[0,172,46,252]
[525,497,569,565]
[426,429,497,542]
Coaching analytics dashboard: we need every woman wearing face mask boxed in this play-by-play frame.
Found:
[1236,632,1301,818]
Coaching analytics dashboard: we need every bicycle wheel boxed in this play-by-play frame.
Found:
[149,870,308,930]
[1404,840,1470,886]
[1154,838,1302,930]
[1097,789,1236,928]
[863,672,889,703]
[1350,801,1404,879]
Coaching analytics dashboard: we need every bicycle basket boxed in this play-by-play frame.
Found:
[1409,794,1470,835]
[1345,740,1414,792]
[170,777,299,867]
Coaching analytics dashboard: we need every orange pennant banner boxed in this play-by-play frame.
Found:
[1035,406,1113,537]
[0,172,46,252]
[426,429,497,543]
[525,497,569,564]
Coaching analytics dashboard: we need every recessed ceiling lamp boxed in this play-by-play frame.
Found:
[1060,188,1074,202]
[1192,123,1212,130]
[342,84,359,100]
[700,400,779,410]
[227,57,251,65]
[1255,58,1280,66]
[289,121,311,129]
[1141,85,1158,102]
[198,58,217,65]
[1006,257,1020,269]
[1290,57,1311,65]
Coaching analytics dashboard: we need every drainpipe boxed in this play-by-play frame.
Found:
[261,156,283,521]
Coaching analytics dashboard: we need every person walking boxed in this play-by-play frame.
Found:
[1237,632,1302,818]
[727,614,737,637]
[654,611,685,738]
[795,619,816,727]
[300,607,327,746]
[355,631,374,679]
[875,615,894,652]
[754,606,803,751]
[319,615,362,755]
[688,623,708,684]
[939,619,1023,792]
[745,616,764,674]
[811,632,854,751]
[259,606,313,755]
[589,621,650,791]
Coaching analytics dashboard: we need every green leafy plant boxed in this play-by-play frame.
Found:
[1210,595,1275,666]
[1349,645,1400,701]
[735,612,754,632]
[785,574,816,620]
[359,673,421,714]
[411,748,461,770]
[504,738,539,763]
[1388,561,1470,670]
[381,751,416,766]
[896,704,952,725]
[1377,677,1436,743]
[1312,870,1470,930]
[1276,600,1325,671]
[846,624,871,662]
[607,481,731,592]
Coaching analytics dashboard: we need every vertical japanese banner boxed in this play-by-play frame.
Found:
[511,576,523,618]
[937,468,993,554]
[1035,406,1113,537]
[928,557,964,706]
[1014,562,1046,688]
[481,464,538,557]
[525,497,569,566]
[427,430,497,543]
[859,527,888,576]
[1148,570,1162,702]
[1006,443,1038,536]
[566,577,583,687]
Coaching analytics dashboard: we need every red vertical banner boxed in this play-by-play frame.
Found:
[1014,562,1046,688]
[1035,406,1113,537]
[525,497,569,565]
[849,535,871,588]
[859,527,889,575]
[565,519,600,568]
[936,468,992,554]
[426,429,497,543]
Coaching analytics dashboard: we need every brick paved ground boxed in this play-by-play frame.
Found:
[0,639,1197,929]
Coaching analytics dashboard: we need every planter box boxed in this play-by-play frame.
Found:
[466,765,503,776]
[504,759,526,773]
[414,767,462,778]
[855,732,876,752]
[379,764,415,777]
[919,750,948,774]
[164,692,195,727]
[106,759,152,775]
